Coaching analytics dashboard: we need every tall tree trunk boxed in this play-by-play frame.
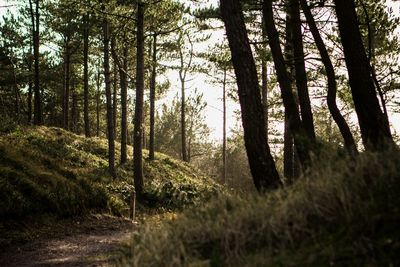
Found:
[133,2,145,197]
[263,0,311,167]
[120,46,128,164]
[300,0,357,154]
[289,0,316,142]
[96,70,100,137]
[28,75,33,123]
[71,85,77,132]
[113,63,117,140]
[102,4,116,178]
[261,59,269,143]
[284,113,294,183]
[83,11,90,137]
[149,34,157,160]
[220,0,281,192]
[27,42,33,124]
[283,9,296,182]
[180,78,187,162]
[333,0,393,150]
[222,68,227,184]
[29,0,42,125]
[63,40,70,130]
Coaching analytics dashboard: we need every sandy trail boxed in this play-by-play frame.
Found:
[0,215,134,267]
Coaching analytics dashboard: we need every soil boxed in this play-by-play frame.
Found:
[0,214,135,267]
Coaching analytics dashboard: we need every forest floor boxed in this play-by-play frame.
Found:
[0,214,134,267]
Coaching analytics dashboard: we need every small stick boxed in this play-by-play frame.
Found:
[130,190,136,222]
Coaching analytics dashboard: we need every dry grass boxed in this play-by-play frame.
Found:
[117,147,400,266]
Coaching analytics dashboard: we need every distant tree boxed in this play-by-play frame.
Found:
[83,5,90,137]
[102,2,116,178]
[29,0,42,125]
[133,2,145,197]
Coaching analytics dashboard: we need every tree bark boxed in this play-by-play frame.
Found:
[263,0,311,167]
[220,0,281,192]
[300,0,357,154]
[333,0,393,150]
[29,0,42,125]
[149,34,157,160]
[96,70,100,137]
[83,10,90,137]
[102,4,116,178]
[222,68,227,184]
[120,46,128,164]
[71,84,77,132]
[289,0,316,142]
[27,42,33,124]
[261,17,269,143]
[283,9,296,182]
[113,63,117,140]
[133,2,145,197]
[63,38,70,130]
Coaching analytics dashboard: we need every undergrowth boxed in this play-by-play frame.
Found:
[117,148,400,266]
[0,126,220,220]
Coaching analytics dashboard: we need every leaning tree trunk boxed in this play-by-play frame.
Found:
[289,0,316,142]
[133,2,145,197]
[149,33,157,160]
[102,4,116,178]
[300,0,357,154]
[263,0,311,167]
[220,0,281,192]
[333,0,393,150]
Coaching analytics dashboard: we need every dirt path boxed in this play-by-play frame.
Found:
[0,215,134,267]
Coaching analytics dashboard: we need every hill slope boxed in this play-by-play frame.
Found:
[118,148,400,266]
[0,126,220,219]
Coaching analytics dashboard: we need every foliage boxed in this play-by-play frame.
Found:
[117,148,400,266]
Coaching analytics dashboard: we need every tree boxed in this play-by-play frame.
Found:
[220,0,281,191]
[289,0,315,142]
[263,0,311,169]
[299,0,357,154]
[333,0,393,150]
[102,2,116,178]
[29,0,42,125]
[133,2,145,197]
[83,6,90,137]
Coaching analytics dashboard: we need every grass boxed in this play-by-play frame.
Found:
[116,147,400,266]
[0,126,221,220]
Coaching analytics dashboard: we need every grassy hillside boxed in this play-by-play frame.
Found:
[0,126,221,219]
[118,148,400,266]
